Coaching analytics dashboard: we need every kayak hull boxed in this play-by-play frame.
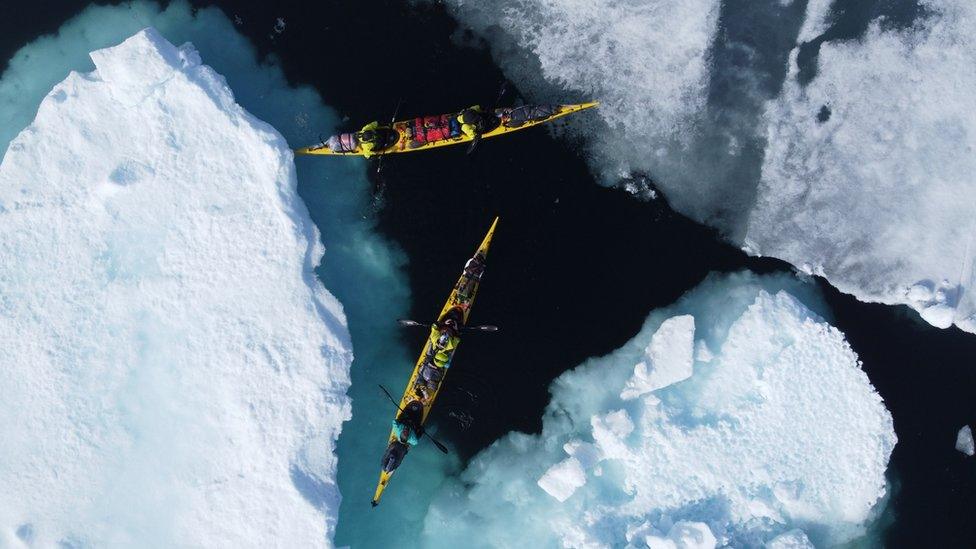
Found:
[296,103,597,156]
[371,217,499,506]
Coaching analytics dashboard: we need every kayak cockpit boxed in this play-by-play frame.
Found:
[323,126,400,154]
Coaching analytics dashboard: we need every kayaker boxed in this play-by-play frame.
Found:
[426,307,463,367]
[356,121,382,158]
[380,440,408,473]
[391,400,424,447]
[391,419,419,446]
[439,316,460,338]
[457,106,497,139]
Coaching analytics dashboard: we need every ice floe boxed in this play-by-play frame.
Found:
[422,273,895,547]
[747,0,976,334]
[0,29,350,546]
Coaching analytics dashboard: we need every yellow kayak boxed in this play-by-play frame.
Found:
[296,102,597,156]
[371,217,499,506]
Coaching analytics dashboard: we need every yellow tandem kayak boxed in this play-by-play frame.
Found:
[371,217,499,506]
[296,102,597,156]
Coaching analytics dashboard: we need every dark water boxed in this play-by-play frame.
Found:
[5,0,975,546]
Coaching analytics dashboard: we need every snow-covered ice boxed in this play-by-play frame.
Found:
[644,521,717,549]
[746,0,976,334]
[957,425,975,456]
[766,529,814,549]
[443,0,976,334]
[438,0,728,215]
[421,273,896,547]
[0,29,351,546]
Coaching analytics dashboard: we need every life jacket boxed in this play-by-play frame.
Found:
[391,420,419,446]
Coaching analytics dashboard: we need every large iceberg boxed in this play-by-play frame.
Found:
[441,0,976,334]
[0,3,425,546]
[0,29,351,546]
[746,0,976,334]
[422,273,895,547]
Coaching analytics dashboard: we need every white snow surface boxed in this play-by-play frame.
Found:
[957,425,975,456]
[796,0,833,42]
[746,0,976,334]
[443,0,976,334]
[766,529,814,549]
[0,29,351,547]
[422,273,896,548]
[620,314,694,400]
[644,521,717,549]
[439,0,721,202]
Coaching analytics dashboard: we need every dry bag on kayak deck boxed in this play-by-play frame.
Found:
[503,105,558,128]
[408,115,463,148]
[327,132,359,153]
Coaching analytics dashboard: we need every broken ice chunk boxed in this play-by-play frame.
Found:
[537,457,586,502]
[956,425,974,456]
[621,315,695,400]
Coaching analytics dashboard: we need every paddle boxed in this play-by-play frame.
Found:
[466,82,509,156]
[376,98,403,174]
[397,319,499,332]
[378,384,449,454]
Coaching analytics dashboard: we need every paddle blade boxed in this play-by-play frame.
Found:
[466,134,482,155]
[397,319,426,328]
[428,436,449,454]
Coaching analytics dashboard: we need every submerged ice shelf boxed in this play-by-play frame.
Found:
[442,0,976,334]
[0,29,351,546]
[422,273,895,548]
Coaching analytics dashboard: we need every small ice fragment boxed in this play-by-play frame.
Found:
[621,315,695,400]
[537,457,586,502]
[956,425,974,456]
